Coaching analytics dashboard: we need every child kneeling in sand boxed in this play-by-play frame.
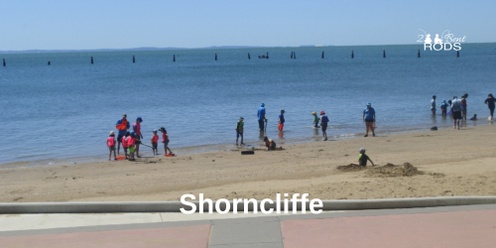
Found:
[263,136,277,151]
[356,147,374,166]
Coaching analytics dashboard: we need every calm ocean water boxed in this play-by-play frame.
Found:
[1,44,496,165]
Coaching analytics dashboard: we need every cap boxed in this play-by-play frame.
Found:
[153,129,158,133]
[109,131,115,135]
[359,147,366,152]
[137,117,143,122]
[240,117,244,120]
[122,114,127,118]
[367,102,371,106]
[311,111,317,115]
[320,111,325,115]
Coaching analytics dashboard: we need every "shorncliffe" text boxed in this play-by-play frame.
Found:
[180,193,323,214]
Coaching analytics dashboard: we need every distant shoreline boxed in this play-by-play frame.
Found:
[1,42,494,54]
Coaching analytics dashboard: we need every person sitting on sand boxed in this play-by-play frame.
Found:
[263,136,276,151]
[469,114,477,121]
[358,147,374,166]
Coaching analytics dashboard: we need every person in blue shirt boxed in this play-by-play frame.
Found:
[115,114,130,154]
[320,111,329,141]
[363,103,376,137]
[440,99,449,116]
[278,110,285,131]
[257,103,266,133]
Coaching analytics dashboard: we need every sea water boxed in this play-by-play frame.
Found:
[1,44,496,165]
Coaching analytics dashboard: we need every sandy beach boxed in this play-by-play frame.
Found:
[1,124,496,203]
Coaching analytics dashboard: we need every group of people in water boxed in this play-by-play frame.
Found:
[247,102,376,151]
[430,93,496,129]
[106,114,173,161]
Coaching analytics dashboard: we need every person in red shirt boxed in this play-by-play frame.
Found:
[151,130,159,156]
[132,117,143,157]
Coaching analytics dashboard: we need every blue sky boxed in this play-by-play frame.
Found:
[1,0,495,51]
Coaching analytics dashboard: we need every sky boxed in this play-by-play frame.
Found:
[1,0,495,51]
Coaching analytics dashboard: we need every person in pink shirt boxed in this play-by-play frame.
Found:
[128,132,137,161]
[106,131,117,161]
[159,127,173,156]
[121,131,130,159]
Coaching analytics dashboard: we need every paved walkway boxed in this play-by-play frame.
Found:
[1,204,496,247]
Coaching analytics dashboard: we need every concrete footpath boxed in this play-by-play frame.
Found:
[1,198,496,248]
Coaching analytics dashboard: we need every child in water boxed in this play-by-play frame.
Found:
[312,112,320,128]
[151,130,159,155]
[278,110,285,131]
[106,131,117,161]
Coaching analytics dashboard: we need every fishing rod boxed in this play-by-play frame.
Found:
[137,142,153,149]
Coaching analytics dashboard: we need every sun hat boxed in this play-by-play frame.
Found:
[312,111,317,115]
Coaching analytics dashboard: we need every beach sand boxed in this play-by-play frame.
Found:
[2,124,496,203]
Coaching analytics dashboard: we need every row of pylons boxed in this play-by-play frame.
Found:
[1,50,462,66]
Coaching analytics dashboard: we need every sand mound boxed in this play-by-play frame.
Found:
[336,164,367,172]
[366,162,424,177]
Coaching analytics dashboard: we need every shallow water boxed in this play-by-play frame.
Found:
[1,43,495,165]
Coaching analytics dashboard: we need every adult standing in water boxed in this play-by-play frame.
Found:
[461,93,468,122]
[430,95,436,115]
[451,96,462,129]
[320,111,329,141]
[116,114,130,154]
[363,103,376,137]
[257,103,266,133]
[484,93,496,120]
